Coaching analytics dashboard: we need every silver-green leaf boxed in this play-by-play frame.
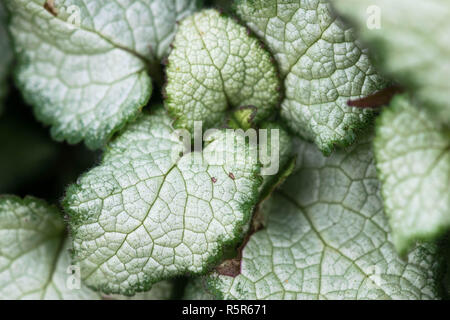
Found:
[64,106,262,295]
[331,0,450,124]
[165,9,281,131]
[236,0,387,154]
[374,95,450,255]
[196,134,442,299]
[0,196,100,299]
[5,0,201,149]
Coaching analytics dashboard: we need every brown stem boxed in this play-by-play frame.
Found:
[215,208,265,277]
[347,85,403,109]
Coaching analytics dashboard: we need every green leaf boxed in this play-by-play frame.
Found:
[235,0,387,154]
[165,9,281,131]
[5,0,201,149]
[104,280,174,300]
[198,134,442,299]
[0,2,12,115]
[331,0,450,124]
[374,95,450,255]
[64,106,262,295]
[0,196,100,299]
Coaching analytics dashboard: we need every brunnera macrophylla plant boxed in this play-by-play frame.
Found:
[0,0,448,300]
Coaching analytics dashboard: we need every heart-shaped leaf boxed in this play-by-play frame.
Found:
[0,196,100,299]
[64,106,263,295]
[5,0,201,149]
[236,0,387,154]
[165,9,281,131]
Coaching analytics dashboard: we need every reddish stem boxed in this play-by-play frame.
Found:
[347,85,403,109]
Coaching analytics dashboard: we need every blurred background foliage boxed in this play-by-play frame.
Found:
[0,85,101,202]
